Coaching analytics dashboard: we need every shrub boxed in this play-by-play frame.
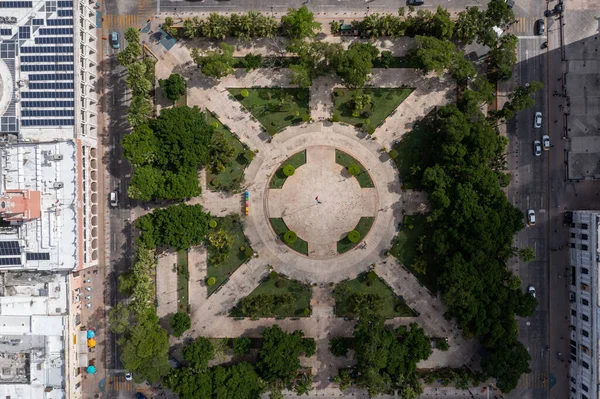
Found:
[301,114,310,122]
[347,164,360,176]
[210,178,220,187]
[282,164,295,177]
[241,89,249,98]
[269,271,279,280]
[284,230,298,244]
[303,308,310,316]
[388,149,399,159]
[332,113,341,122]
[231,336,252,355]
[275,278,286,288]
[296,91,305,100]
[347,230,360,243]
[329,337,349,357]
[364,118,371,126]
[436,338,450,351]
[211,121,219,129]
[271,120,278,126]
[207,277,217,286]
[209,220,218,228]
[365,125,376,135]
[244,247,254,258]
[243,149,255,164]
[366,270,377,286]
[170,312,191,337]
[294,110,300,117]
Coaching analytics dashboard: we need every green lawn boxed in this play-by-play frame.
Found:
[269,150,307,189]
[205,112,252,192]
[206,215,254,296]
[390,215,437,293]
[337,217,374,254]
[229,88,310,135]
[333,272,415,319]
[334,150,374,188]
[333,88,413,129]
[177,250,189,313]
[269,218,309,255]
[174,90,187,107]
[230,273,312,318]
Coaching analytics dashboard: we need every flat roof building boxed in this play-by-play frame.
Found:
[0,271,68,399]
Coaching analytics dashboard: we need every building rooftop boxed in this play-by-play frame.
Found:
[0,141,78,270]
[0,0,76,139]
[0,271,66,398]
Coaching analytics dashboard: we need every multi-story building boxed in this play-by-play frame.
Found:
[568,211,599,399]
[0,1,100,398]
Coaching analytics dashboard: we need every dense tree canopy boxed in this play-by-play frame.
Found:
[281,6,321,39]
[136,203,211,250]
[333,42,379,88]
[183,337,215,370]
[159,73,186,102]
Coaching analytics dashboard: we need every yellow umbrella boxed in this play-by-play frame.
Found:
[88,338,96,348]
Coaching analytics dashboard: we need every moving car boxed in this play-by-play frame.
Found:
[527,285,536,298]
[110,31,120,49]
[534,112,542,128]
[527,209,536,226]
[535,19,545,35]
[110,191,118,207]
[407,0,424,5]
[533,140,542,156]
[542,135,550,150]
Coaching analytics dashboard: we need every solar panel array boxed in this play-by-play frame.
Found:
[35,36,73,44]
[26,252,50,261]
[47,18,72,26]
[0,241,20,256]
[0,1,33,8]
[22,109,74,117]
[19,26,30,39]
[57,9,72,17]
[21,46,73,53]
[0,28,11,36]
[39,28,72,35]
[0,257,21,266]
[28,73,74,81]
[21,64,73,71]
[22,91,74,98]
[29,82,73,90]
[57,1,73,7]
[21,55,73,63]
[21,119,74,126]
[32,19,44,26]
[22,101,74,108]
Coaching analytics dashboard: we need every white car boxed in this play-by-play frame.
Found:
[85,287,92,291]
[527,209,536,226]
[527,285,536,298]
[542,135,550,150]
[125,372,133,381]
[110,191,118,208]
[534,112,542,128]
[85,303,92,308]
[533,140,542,157]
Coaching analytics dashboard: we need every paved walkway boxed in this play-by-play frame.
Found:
[156,251,179,319]
[188,170,244,216]
[187,247,207,313]
[309,75,336,121]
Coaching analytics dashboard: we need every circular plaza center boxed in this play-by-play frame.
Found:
[266,146,378,258]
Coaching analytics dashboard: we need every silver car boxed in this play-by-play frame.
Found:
[527,209,536,226]
[542,135,550,150]
[533,140,542,156]
[534,112,542,128]
[527,285,536,298]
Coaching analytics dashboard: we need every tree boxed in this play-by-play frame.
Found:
[127,95,153,127]
[486,34,518,82]
[482,340,531,393]
[449,52,476,82]
[128,165,165,202]
[120,311,170,383]
[166,367,213,399]
[183,337,215,370]
[485,0,515,29]
[454,7,483,44]
[281,6,321,39]
[170,312,191,337]
[289,63,313,88]
[243,53,262,71]
[329,337,349,357]
[517,247,535,262]
[294,373,313,396]
[212,362,265,399]
[108,302,133,335]
[333,42,379,88]
[126,61,153,96]
[504,82,544,113]
[136,203,211,250]
[206,228,234,264]
[379,50,394,68]
[159,73,186,102]
[431,6,454,40]
[209,132,236,172]
[201,13,231,39]
[414,35,455,74]
[122,124,159,166]
[257,325,314,385]
[117,28,142,67]
[232,337,252,355]
[193,43,235,79]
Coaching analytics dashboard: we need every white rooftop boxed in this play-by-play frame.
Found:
[0,141,78,270]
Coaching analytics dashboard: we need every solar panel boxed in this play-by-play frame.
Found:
[21,109,74,117]
[26,252,50,261]
[57,9,72,17]
[39,28,73,35]
[21,55,73,63]
[0,28,11,36]
[29,82,74,90]
[57,1,73,7]
[21,91,74,98]
[0,241,21,256]
[0,257,21,266]
[18,26,30,39]
[47,19,73,26]
[21,46,73,54]
[35,37,73,44]
[20,119,74,126]
[0,1,33,8]
[32,19,44,26]
[22,100,74,108]
[21,64,74,71]
[28,73,74,81]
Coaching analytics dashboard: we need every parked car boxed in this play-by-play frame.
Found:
[533,140,542,156]
[110,31,120,49]
[85,303,92,308]
[85,286,92,291]
[534,112,542,128]
[542,135,550,150]
[527,285,536,298]
[125,372,133,381]
[535,19,545,35]
[110,191,118,207]
[407,0,424,5]
[527,209,536,226]
[85,295,91,300]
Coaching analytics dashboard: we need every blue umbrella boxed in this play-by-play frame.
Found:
[87,365,96,374]
[87,330,95,339]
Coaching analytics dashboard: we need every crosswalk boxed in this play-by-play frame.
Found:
[103,0,154,31]
[506,17,535,35]
[107,375,134,391]
[518,372,549,389]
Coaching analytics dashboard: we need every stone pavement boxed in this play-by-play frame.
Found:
[156,251,179,319]
[187,247,207,313]
[309,75,336,121]
[188,170,244,216]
